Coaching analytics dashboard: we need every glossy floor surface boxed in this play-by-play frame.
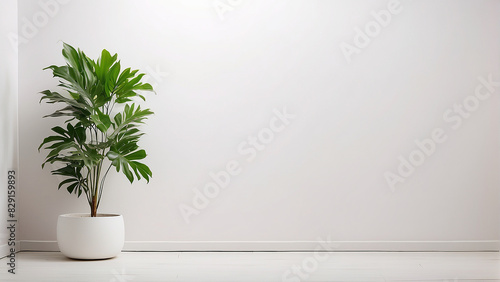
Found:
[0,251,499,281]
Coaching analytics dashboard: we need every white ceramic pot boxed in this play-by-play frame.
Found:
[57,213,124,260]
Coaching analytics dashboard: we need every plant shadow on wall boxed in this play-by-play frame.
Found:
[38,43,155,217]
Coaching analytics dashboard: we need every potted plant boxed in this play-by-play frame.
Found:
[39,43,154,259]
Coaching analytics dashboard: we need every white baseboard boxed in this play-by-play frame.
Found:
[0,244,9,258]
[20,241,59,252]
[18,240,499,252]
[0,241,19,259]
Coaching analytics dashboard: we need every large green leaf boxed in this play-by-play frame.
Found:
[107,149,152,183]
[52,164,87,197]
[39,123,101,168]
[90,109,113,133]
[109,103,153,139]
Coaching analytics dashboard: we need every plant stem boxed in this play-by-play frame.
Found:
[90,166,96,217]
[91,195,97,217]
[90,162,99,217]
[97,163,112,207]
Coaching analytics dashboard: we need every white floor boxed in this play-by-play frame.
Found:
[0,251,499,281]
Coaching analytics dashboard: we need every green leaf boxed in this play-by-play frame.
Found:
[98,110,112,131]
[66,182,78,194]
[133,162,152,182]
[46,141,79,158]
[58,178,77,190]
[107,149,152,183]
[116,67,132,86]
[62,43,81,71]
[126,149,146,160]
[74,125,87,144]
[50,126,68,137]
[135,83,153,91]
[38,135,66,151]
[108,104,153,139]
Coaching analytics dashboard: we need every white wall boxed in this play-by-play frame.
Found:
[0,0,19,257]
[17,0,500,251]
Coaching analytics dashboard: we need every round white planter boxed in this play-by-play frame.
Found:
[57,213,124,260]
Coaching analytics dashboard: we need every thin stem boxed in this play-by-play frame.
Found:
[90,164,99,217]
[94,126,98,144]
[109,101,116,117]
[88,127,94,144]
[96,164,100,196]
[82,167,92,206]
[97,163,112,208]
[88,166,93,200]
